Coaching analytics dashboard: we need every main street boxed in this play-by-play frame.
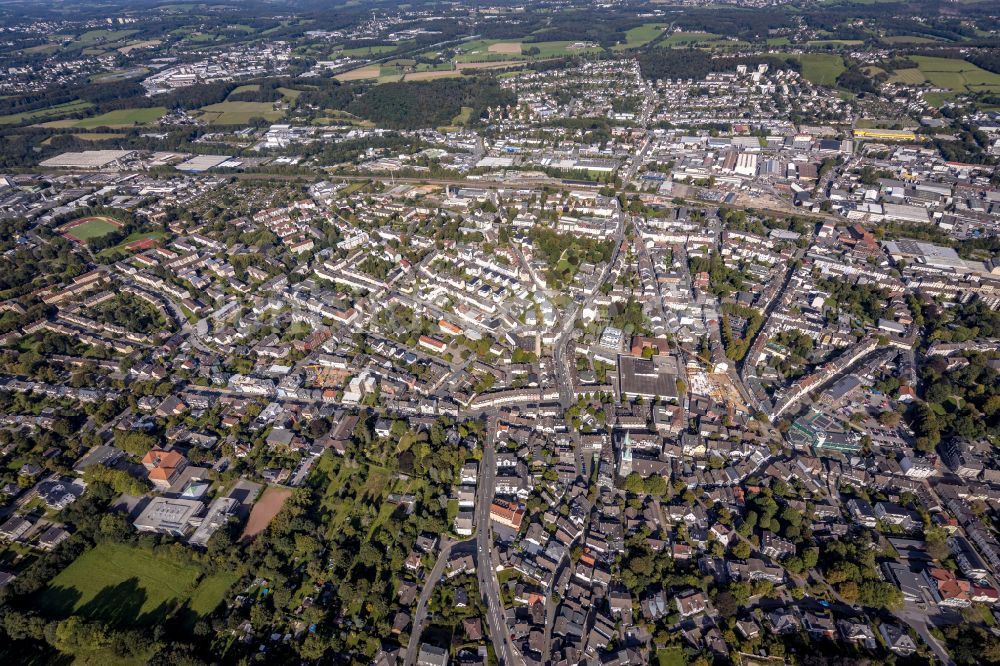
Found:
[474,411,520,665]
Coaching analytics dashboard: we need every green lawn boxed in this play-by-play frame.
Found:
[657,647,687,666]
[35,543,228,628]
[188,572,239,616]
[796,53,846,86]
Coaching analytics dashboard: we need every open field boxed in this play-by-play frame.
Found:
[90,67,149,83]
[35,543,228,627]
[659,31,721,47]
[612,23,667,50]
[241,486,292,541]
[806,39,863,46]
[336,65,380,81]
[341,44,397,57]
[75,29,138,46]
[0,100,93,125]
[38,106,166,129]
[910,55,1000,93]
[923,91,958,108]
[43,132,125,142]
[402,70,463,81]
[889,68,926,85]
[197,101,283,125]
[528,40,603,57]
[795,53,846,86]
[118,39,161,54]
[456,60,523,70]
[882,35,942,44]
[228,84,260,96]
[488,42,523,54]
[313,110,375,127]
[95,231,164,258]
[58,215,122,243]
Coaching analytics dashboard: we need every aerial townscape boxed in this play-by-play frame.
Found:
[1,0,1000,665]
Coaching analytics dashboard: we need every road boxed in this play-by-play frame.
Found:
[896,607,957,666]
[475,412,519,665]
[403,536,457,666]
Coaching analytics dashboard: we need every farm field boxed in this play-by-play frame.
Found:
[336,65,380,81]
[889,68,926,85]
[402,70,462,81]
[456,60,523,71]
[806,39,864,46]
[196,101,283,125]
[59,215,122,243]
[882,35,942,44]
[38,106,166,129]
[488,42,523,54]
[659,31,722,47]
[341,44,397,57]
[0,100,93,125]
[910,55,1000,93]
[795,53,846,86]
[35,543,229,628]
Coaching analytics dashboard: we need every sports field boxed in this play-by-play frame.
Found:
[59,215,122,243]
[35,542,234,627]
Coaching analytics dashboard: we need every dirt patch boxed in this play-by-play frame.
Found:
[488,42,522,55]
[240,486,292,541]
[336,65,380,81]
